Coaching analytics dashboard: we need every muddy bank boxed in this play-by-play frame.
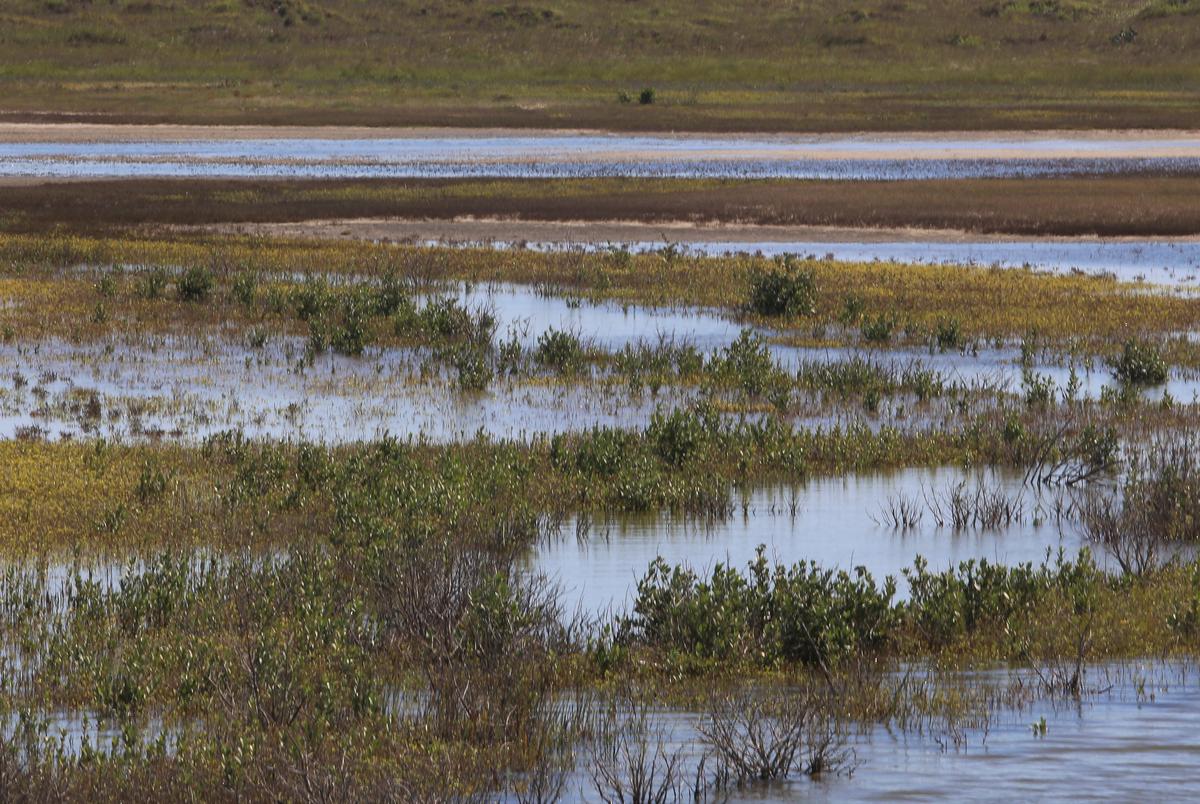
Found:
[222,216,1200,247]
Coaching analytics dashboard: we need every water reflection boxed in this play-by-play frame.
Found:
[532,469,1084,617]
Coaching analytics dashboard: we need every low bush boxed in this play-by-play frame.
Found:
[1110,339,1168,386]
[747,257,817,318]
[534,328,586,371]
[176,266,214,303]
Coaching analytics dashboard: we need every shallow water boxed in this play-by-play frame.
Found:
[553,663,1200,803]
[433,281,743,351]
[833,679,1200,802]
[410,283,1200,401]
[0,335,679,442]
[532,468,1084,618]
[4,135,1200,179]
[493,239,1200,287]
[1,282,1193,441]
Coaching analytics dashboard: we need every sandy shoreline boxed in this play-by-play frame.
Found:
[202,217,1200,246]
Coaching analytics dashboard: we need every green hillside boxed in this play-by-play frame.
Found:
[2,0,1199,129]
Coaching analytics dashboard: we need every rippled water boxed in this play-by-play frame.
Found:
[548,663,1200,803]
[3,134,1200,179]
[836,678,1200,802]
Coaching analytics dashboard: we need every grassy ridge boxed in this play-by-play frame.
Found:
[1,0,1199,129]
[0,422,991,552]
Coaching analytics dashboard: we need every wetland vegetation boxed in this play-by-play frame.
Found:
[3,4,1200,794]
[0,232,1198,796]
[3,234,1199,361]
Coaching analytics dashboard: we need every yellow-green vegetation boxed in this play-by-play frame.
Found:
[0,419,1016,553]
[1,234,1198,363]
[0,0,1198,129]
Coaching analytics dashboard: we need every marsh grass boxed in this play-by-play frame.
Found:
[1078,431,1200,573]
[0,400,1156,552]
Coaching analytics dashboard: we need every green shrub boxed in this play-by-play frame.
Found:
[408,297,496,348]
[232,271,258,307]
[136,267,168,300]
[628,548,1110,665]
[450,346,492,391]
[708,330,786,397]
[331,294,372,356]
[292,276,334,320]
[861,314,895,343]
[647,406,711,467]
[1110,339,1168,386]
[838,294,865,326]
[628,546,898,665]
[557,427,640,477]
[1022,370,1055,408]
[747,257,817,318]
[95,273,117,298]
[933,317,962,351]
[374,273,411,317]
[176,266,214,303]
[534,328,585,371]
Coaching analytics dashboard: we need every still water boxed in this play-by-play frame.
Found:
[531,469,1081,617]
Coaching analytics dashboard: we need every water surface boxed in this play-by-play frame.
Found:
[4,134,1200,180]
[553,663,1200,803]
[493,239,1200,287]
[533,469,1083,617]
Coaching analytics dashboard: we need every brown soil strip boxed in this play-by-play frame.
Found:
[3,176,1199,238]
